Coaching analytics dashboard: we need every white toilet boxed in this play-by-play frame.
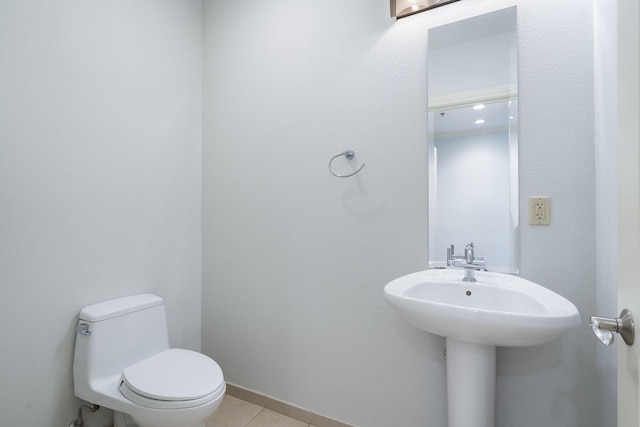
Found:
[73,293,225,427]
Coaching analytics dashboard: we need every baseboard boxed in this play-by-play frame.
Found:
[225,383,355,427]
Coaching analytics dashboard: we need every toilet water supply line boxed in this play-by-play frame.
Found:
[69,403,99,427]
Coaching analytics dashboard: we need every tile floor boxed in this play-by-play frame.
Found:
[206,395,319,427]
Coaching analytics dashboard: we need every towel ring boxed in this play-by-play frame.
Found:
[328,150,366,178]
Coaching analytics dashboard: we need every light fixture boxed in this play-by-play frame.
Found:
[475,119,486,124]
[391,0,460,19]
[473,104,486,110]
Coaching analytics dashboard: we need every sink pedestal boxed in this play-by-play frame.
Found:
[385,269,581,427]
[446,339,496,427]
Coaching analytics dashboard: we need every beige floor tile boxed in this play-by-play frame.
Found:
[207,395,264,427]
[245,408,310,427]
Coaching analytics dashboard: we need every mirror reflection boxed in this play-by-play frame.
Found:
[428,7,519,273]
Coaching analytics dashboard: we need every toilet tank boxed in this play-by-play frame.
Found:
[73,294,170,392]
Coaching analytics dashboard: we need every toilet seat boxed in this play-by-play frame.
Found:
[119,348,225,410]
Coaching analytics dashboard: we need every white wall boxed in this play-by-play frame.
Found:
[203,2,443,426]
[499,2,597,426]
[202,0,597,426]
[0,2,203,426]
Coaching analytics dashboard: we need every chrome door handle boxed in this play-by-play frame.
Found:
[590,309,635,346]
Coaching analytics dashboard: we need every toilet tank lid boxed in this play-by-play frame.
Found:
[79,294,164,322]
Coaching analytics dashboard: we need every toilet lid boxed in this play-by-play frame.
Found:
[121,349,224,402]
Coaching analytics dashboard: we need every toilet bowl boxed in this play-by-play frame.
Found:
[72,294,225,427]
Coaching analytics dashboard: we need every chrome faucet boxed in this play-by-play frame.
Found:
[465,242,474,264]
[447,242,486,282]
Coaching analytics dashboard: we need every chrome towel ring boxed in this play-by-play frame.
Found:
[328,150,366,178]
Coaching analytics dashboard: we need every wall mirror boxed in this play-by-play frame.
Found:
[427,6,519,273]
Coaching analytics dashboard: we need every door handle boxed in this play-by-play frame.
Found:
[590,309,635,346]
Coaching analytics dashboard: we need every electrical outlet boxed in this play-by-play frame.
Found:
[529,196,551,225]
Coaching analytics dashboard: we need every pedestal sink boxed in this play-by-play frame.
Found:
[384,269,580,427]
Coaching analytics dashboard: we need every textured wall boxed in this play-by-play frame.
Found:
[202,0,597,426]
[202,1,443,426]
[498,0,597,425]
[0,2,203,426]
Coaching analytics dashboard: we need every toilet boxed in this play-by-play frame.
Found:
[73,294,225,427]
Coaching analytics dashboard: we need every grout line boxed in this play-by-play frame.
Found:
[243,406,265,427]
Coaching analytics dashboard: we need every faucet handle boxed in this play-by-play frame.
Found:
[446,244,455,266]
[465,242,474,263]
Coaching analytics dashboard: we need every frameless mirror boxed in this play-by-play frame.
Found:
[428,6,519,273]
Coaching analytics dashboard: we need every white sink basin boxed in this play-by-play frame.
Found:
[384,269,580,346]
